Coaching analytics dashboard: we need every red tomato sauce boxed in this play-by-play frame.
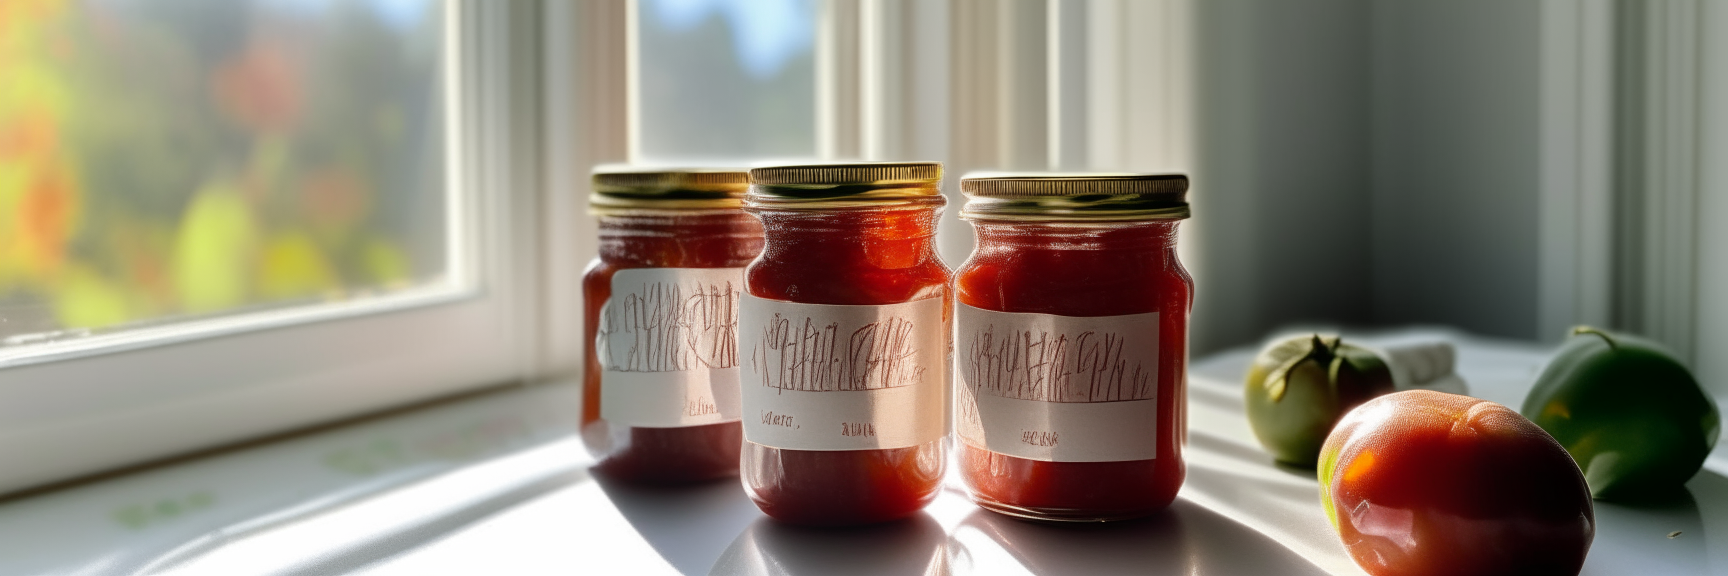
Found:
[955,221,1192,520]
[582,211,762,483]
[741,207,950,525]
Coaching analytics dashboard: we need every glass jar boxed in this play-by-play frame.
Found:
[738,162,951,526]
[953,173,1193,521]
[582,167,763,483]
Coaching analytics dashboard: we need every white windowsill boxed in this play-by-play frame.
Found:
[2,329,1723,575]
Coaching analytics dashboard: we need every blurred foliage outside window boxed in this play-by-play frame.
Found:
[0,0,447,345]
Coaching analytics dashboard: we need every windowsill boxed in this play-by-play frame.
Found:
[4,328,1724,575]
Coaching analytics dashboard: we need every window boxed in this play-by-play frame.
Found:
[633,0,818,162]
[0,1,542,496]
[1,0,452,350]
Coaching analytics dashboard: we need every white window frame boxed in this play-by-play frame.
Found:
[541,1,628,375]
[0,1,555,496]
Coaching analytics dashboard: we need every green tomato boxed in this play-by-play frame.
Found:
[1522,327,1722,501]
[1245,335,1396,466]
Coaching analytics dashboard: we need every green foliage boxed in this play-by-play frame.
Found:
[0,1,442,341]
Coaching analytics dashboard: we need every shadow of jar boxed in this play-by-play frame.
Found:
[592,470,761,575]
[947,498,1335,575]
[945,506,1192,575]
[709,512,947,576]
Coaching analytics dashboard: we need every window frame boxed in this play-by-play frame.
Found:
[0,0,552,496]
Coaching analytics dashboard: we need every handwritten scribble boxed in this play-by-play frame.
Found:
[597,279,740,372]
[963,323,1154,402]
[748,312,927,392]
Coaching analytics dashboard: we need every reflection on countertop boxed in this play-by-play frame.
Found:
[2,329,1726,575]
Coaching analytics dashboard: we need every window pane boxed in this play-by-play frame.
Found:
[0,0,447,346]
[637,0,817,161]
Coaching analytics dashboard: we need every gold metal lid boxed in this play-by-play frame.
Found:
[746,161,944,209]
[960,172,1190,222]
[589,165,750,212]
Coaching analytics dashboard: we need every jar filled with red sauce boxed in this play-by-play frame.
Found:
[582,167,763,483]
[737,162,951,526]
[953,173,1192,521]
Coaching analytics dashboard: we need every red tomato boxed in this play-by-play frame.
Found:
[1318,390,1594,576]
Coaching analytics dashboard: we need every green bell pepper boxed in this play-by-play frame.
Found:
[1522,327,1722,501]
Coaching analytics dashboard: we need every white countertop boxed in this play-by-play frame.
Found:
[3,329,1725,575]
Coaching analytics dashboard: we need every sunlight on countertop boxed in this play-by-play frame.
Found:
[2,329,1725,575]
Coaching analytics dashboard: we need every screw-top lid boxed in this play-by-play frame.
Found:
[959,172,1190,222]
[589,165,750,213]
[746,161,944,209]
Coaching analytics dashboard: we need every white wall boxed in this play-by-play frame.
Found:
[1187,0,1375,353]
[1694,0,1728,394]
[1367,0,1544,340]
[1106,0,1719,394]
[1184,0,1555,354]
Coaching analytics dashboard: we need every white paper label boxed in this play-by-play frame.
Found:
[955,304,1161,462]
[597,267,745,428]
[738,295,948,450]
